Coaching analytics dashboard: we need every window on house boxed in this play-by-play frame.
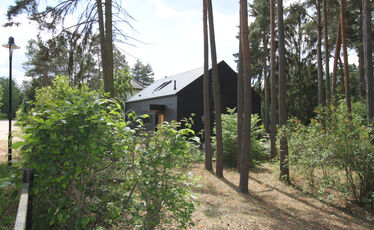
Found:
[153,80,172,92]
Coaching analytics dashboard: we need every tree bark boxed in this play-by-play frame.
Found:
[206,0,224,178]
[331,20,341,98]
[43,70,49,86]
[277,0,291,184]
[96,0,114,97]
[237,39,244,172]
[203,0,213,171]
[339,56,345,95]
[340,0,351,114]
[362,0,374,123]
[263,33,269,133]
[358,6,365,102]
[323,0,330,105]
[104,0,114,97]
[96,0,106,85]
[239,0,252,194]
[270,0,277,159]
[358,44,365,101]
[317,0,324,105]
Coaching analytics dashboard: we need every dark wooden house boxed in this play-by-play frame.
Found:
[126,61,261,133]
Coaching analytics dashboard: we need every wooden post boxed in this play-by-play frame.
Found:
[14,168,34,230]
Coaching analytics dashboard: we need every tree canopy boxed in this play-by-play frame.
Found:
[131,59,154,86]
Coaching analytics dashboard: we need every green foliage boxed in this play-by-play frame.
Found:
[0,77,22,119]
[23,35,131,91]
[0,113,7,120]
[16,80,39,121]
[287,101,374,205]
[188,142,205,163]
[0,163,22,229]
[131,59,154,86]
[16,76,197,228]
[0,83,2,109]
[18,76,127,228]
[213,108,267,168]
[132,120,198,229]
[114,68,133,101]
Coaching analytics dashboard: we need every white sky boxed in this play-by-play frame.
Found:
[0,0,356,85]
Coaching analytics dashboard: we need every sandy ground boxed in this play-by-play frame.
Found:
[188,163,374,230]
[0,120,21,162]
[0,120,19,140]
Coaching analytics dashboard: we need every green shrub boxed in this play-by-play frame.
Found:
[0,113,7,120]
[17,76,131,228]
[0,163,22,229]
[287,100,374,205]
[213,108,266,168]
[132,119,198,229]
[16,76,197,229]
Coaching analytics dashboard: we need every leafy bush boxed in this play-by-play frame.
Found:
[287,100,374,205]
[213,108,266,168]
[17,76,131,228]
[0,113,7,120]
[0,163,21,229]
[17,76,197,229]
[132,119,198,229]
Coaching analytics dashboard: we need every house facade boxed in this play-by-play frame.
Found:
[125,61,261,133]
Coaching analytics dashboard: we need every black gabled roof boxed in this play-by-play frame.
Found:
[127,61,228,103]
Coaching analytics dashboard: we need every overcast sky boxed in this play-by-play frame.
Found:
[0,0,351,85]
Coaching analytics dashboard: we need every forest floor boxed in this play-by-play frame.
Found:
[187,163,374,230]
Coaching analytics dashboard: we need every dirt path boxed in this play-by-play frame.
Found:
[189,164,374,230]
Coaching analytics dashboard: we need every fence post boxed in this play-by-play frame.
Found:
[23,168,34,230]
[15,168,34,230]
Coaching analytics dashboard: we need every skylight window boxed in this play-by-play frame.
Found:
[153,80,172,92]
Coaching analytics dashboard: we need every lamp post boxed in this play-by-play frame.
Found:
[2,37,20,166]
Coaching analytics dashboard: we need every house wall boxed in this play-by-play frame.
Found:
[178,61,239,134]
[177,74,204,134]
[126,61,262,133]
[126,95,177,130]
[177,61,262,135]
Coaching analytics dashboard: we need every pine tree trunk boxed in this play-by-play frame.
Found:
[97,0,114,97]
[270,0,277,159]
[43,71,49,86]
[237,39,244,172]
[203,0,213,171]
[317,0,324,105]
[96,0,106,86]
[104,0,114,97]
[362,0,374,123]
[263,33,270,134]
[331,20,341,98]
[358,6,365,102]
[358,44,366,101]
[239,0,252,194]
[340,0,351,114]
[339,56,345,95]
[277,0,290,184]
[206,0,224,178]
[323,0,330,105]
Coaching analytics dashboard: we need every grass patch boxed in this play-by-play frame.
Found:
[203,202,222,218]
